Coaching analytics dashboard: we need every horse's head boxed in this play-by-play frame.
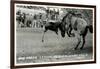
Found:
[60,11,74,37]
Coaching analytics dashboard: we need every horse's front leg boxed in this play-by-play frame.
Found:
[66,27,71,37]
[74,34,81,50]
[68,27,75,37]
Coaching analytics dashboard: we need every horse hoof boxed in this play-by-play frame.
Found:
[42,40,44,42]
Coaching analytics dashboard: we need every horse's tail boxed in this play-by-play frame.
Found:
[86,25,93,33]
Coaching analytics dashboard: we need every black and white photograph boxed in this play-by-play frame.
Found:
[11,1,96,68]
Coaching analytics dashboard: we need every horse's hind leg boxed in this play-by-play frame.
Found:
[80,36,85,50]
[74,34,81,50]
[55,29,58,35]
[42,29,47,42]
[80,27,88,49]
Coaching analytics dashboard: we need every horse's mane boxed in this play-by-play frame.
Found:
[62,13,69,22]
[62,12,81,22]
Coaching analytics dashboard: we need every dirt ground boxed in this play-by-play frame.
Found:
[16,28,93,64]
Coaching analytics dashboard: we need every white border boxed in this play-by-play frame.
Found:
[14,3,95,66]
